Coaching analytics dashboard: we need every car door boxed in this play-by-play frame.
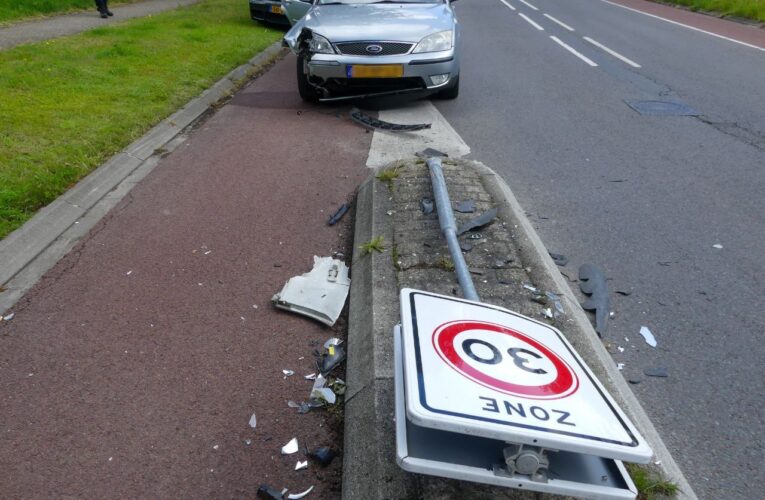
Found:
[281,0,313,25]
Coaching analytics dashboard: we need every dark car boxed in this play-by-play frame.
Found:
[250,0,290,26]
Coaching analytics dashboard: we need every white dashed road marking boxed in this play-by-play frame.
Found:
[499,0,516,11]
[517,0,539,11]
[543,13,575,32]
[584,36,641,67]
[550,36,599,66]
[518,12,544,31]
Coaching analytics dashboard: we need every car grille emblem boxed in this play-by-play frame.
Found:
[365,44,384,54]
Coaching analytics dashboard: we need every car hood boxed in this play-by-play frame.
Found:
[303,4,454,44]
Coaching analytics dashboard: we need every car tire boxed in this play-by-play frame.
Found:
[297,55,320,103]
[437,75,459,100]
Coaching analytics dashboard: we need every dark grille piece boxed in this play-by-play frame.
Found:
[335,42,413,56]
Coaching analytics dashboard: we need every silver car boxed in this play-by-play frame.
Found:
[282,0,460,102]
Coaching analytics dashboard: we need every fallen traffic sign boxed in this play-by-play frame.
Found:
[395,289,653,499]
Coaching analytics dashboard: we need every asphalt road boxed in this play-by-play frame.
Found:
[437,0,764,497]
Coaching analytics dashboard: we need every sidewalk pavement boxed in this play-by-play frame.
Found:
[0,54,371,497]
[0,0,201,50]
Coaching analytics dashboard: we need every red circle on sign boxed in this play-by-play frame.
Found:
[432,320,579,399]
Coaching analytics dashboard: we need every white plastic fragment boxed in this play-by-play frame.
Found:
[281,437,299,455]
[311,388,337,405]
[712,244,723,249]
[287,486,314,499]
[2,312,15,321]
[249,413,257,429]
[323,338,343,349]
[617,346,625,353]
[272,257,351,326]
[213,444,219,450]
[295,460,308,471]
[617,363,625,370]
[126,270,133,276]
[542,308,553,319]
[304,373,317,380]
[639,326,657,347]
[283,369,295,377]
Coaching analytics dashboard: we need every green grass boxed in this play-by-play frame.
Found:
[626,463,679,499]
[663,0,765,22]
[0,1,141,24]
[0,0,281,238]
[359,236,386,256]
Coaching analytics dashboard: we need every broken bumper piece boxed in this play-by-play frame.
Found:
[272,256,351,327]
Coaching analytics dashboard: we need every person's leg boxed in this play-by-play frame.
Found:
[94,0,108,17]
[104,0,114,16]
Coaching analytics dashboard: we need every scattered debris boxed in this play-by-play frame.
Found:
[460,242,473,252]
[257,484,284,500]
[415,147,447,158]
[639,326,657,347]
[327,203,349,226]
[546,291,565,317]
[288,400,313,414]
[331,378,346,396]
[308,446,336,466]
[523,283,540,294]
[309,374,337,404]
[617,363,625,370]
[350,107,431,132]
[609,311,616,319]
[295,460,309,471]
[126,270,133,276]
[283,369,295,377]
[2,312,15,322]
[628,378,642,385]
[617,346,625,353]
[272,256,351,327]
[318,344,346,375]
[420,198,434,215]
[244,438,253,446]
[548,252,569,266]
[615,290,632,296]
[644,367,668,378]
[249,413,258,429]
[303,373,317,380]
[456,208,498,235]
[213,444,219,450]
[281,437,299,455]
[454,200,476,213]
[542,308,553,319]
[287,485,314,499]
[579,263,610,336]
[323,338,343,349]
[712,244,723,249]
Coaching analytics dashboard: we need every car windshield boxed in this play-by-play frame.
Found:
[318,0,442,4]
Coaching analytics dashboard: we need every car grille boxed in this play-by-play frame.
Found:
[335,42,414,56]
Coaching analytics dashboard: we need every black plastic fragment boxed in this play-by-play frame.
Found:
[420,198,434,215]
[615,290,632,296]
[644,367,669,378]
[257,484,284,500]
[308,446,336,466]
[579,263,610,336]
[548,252,569,266]
[318,346,346,375]
[454,200,475,213]
[350,107,431,132]
[457,208,498,236]
[327,203,349,225]
[628,378,642,385]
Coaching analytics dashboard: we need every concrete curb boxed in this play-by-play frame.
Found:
[344,158,696,499]
[0,42,286,315]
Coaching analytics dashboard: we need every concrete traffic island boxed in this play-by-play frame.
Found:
[344,157,695,499]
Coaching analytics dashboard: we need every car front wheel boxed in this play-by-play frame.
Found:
[296,55,320,103]
[437,75,459,100]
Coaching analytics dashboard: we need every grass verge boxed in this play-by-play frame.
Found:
[0,1,141,24]
[626,463,679,499]
[0,0,282,239]
[659,0,765,22]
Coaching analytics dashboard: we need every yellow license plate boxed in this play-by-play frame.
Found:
[270,4,283,14]
[347,64,404,79]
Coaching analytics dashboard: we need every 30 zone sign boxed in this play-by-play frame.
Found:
[401,289,652,460]
[433,320,579,399]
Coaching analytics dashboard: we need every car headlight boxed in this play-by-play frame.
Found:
[413,30,453,53]
[308,33,335,54]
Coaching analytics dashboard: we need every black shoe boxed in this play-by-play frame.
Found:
[106,10,114,16]
[100,11,108,18]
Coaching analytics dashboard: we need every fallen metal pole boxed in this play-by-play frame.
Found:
[426,157,479,301]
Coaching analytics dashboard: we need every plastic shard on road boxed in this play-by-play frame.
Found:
[578,263,610,336]
[272,256,350,327]
[350,107,431,132]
